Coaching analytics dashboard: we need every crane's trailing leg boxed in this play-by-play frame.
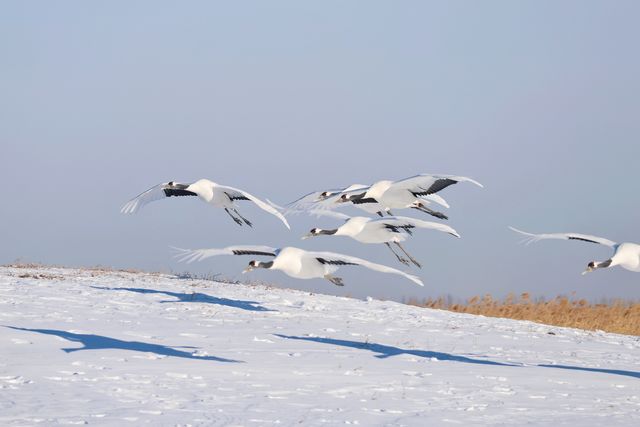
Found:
[324,275,344,286]
[385,242,410,266]
[412,205,448,220]
[233,208,253,227]
[395,242,422,268]
[225,208,244,226]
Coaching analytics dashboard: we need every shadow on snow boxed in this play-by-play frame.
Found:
[538,364,640,379]
[6,326,242,363]
[274,334,515,366]
[91,286,274,312]
[275,335,640,379]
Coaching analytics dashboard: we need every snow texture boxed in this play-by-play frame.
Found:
[1,266,639,426]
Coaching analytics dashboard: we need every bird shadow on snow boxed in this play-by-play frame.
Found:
[275,335,640,379]
[537,364,640,379]
[90,286,275,312]
[5,326,242,363]
[274,334,515,367]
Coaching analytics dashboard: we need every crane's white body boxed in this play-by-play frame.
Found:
[303,212,460,267]
[362,180,393,202]
[337,217,387,243]
[186,179,237,208]
[325,216,460,244]
[121,179,290,229]
[610,243,640,272]
[354,174,483,212]
[271,247,334,280]
[510,226,640,274]
[287,181,450,216]
[174,245,423,286]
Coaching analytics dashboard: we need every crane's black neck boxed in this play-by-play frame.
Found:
[318,229,338,236]
[255,261,274,269]
[164,188,198,197]
[350,192,378,205]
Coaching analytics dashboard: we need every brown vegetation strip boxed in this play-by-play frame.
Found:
[406,293,640,336]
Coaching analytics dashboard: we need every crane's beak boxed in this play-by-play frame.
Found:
[581,267,594,275]
[582,261,596,275]
[242,266,253,274]
[301,233,314,240]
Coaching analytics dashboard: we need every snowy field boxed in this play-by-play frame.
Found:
[1,266,639,426]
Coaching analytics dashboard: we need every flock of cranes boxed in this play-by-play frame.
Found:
[121,174,640,287]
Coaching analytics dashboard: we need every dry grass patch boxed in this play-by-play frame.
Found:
[17,272,63,280]
[6,262,50,269]
[407,293,640,336]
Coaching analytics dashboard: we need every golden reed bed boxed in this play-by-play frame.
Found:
[406,293,640,336]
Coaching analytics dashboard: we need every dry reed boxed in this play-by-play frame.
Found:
[406,293,640,336]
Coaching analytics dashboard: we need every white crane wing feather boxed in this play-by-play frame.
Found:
[286,191,340,212]
[308,251,424,286]
[421,193,450,208]
[508,226,617,248]
[391,174,484,194]
[286,190,328,210]
[307,209,351,221]
[173,245,279,264]
[121,182,173,214]
[287,184,370,212]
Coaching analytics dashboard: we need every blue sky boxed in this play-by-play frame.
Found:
[2,1,639,302]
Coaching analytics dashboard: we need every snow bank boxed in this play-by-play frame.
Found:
[1,266,639,426]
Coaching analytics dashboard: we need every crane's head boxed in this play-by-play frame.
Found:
[243,260,258,273]
[318,191,334,200]
[337,191,367,204]
[243,260,272,273]
[302,228,321,239]
[302,228,337,239]
[582,261,596,275]
[337,192,363,204]
[166,181,191,190]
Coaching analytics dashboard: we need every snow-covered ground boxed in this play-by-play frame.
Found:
[1,266,639,426]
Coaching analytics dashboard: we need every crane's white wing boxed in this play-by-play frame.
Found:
[308,250,424,286]
[287,184,370,212]
[508,226,617,248]
[265,200,351,222]
[173,245,279,263]
[120,182,196,214]
[341,184,370,193]
[374,216,460,238]
[307,209,351,221]
[286,190,329,210]
[287,192,343,212]
[217,185,291,229]
[420,193,450,208]
[390,174,484,196]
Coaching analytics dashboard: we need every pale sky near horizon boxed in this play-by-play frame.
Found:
[2,1,639,302]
